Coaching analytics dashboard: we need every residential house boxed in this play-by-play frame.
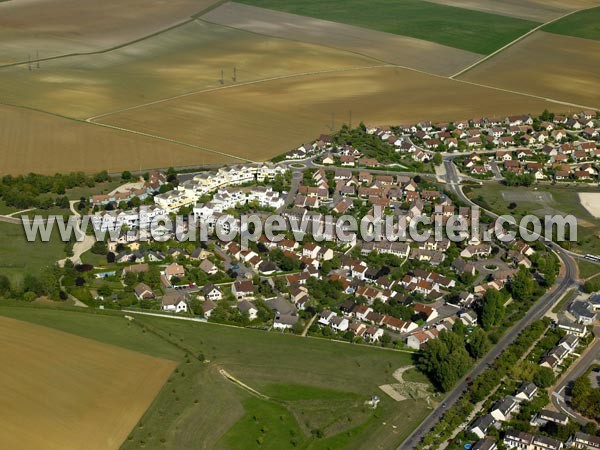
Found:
[203,283,223,301]
[238,300,258,320]
[200,299,217,318]
[470,414,496,439]
[134,283,154,301]
[232,280,254,300]
[162,293,188,313]
[198,259,218,275]
[515,382,538,402]
[569,432,600,449]
[490,396,518,422]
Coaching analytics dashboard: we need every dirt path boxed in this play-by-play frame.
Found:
[218,368,270,400]
[301,313,317,337]
[57,201,95,267]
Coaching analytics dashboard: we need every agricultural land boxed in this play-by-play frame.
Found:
[0,314,176,450]
[202,3,481,76]
[423,0,599,21]
[97,66,561,163]
[235,0,540,55]
[458,31,600,108]
[0,0,222,65]
[0,305,433,450]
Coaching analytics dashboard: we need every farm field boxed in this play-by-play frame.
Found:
[202,3,480,76]
[543,6,600,40]
[0,314,175,450]
[459,31,600,108]
[465,183,600,256]
[0,104,239,176]
[0,221,65,287]
[0,305,433,450]
[99,66,565,162]
[0,20,379,119]
[0,0,221,65]
[234,0,540,54]
[423,0,599,21]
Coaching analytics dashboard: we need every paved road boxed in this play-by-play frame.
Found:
[398,159,578,449]
[551,327,600,425]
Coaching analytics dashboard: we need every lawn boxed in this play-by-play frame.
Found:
[235,0,539,54]
[465,183,600,256]
[0,305,433,449]
[0,221,66,287]
[543,6,600,41]
[578,259,600,280]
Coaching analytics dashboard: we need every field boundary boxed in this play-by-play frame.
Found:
[0,0,230,70]
[452,6,599,78]
[87,63,392,121]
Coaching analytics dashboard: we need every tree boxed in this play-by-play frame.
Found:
[380,332,392,345]
[467,329,490,359]
[0,275,11,297]
[509,267,535,301]
[479,288,504,330]
[432,153,443,166]
[121,170,132,181]
[417,330,472,392]
[533,366,555,388]
[91,241,108,255]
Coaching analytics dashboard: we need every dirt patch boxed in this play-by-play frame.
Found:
[424,0,598,21]
[201,2,480,76]
[0,315,176,450]
[502,190,554,203]
[579,193,600,219]
[379,384,407,402]
[0,0,221,65]
[99,66,563,163]
[379,366,430,402]
[460,31,600,108]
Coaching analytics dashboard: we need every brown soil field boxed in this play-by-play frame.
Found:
[424,0,599,21]
[0,104,240,175]
[99,66,569,162]
[0,21,377,119]
[0,0,221,65]
[201,2,480,76]
[0,315,176,450]
[459,31,600,108]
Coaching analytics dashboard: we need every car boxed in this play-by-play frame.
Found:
[231,264,240,269]
[442,403,447,408]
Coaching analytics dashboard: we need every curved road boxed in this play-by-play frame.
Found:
[399,159,578,449]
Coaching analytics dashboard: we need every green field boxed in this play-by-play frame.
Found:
[543,6,600,41]
[0,305,432,449]
[465,183,600,256]
[236,0,539,54]
[0,221,65,286]
[578,259,600,280]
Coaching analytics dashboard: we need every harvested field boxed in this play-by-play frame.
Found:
[99,66,567,162]
[235,0,540,55]
[201,3,480,76]
[0,315,176,450]
[0,104,239,176]
[579,193,600,219]
[459,31,600,108]
[0,0,220,65]
[424,0,599,22]
[0,21,377,119]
